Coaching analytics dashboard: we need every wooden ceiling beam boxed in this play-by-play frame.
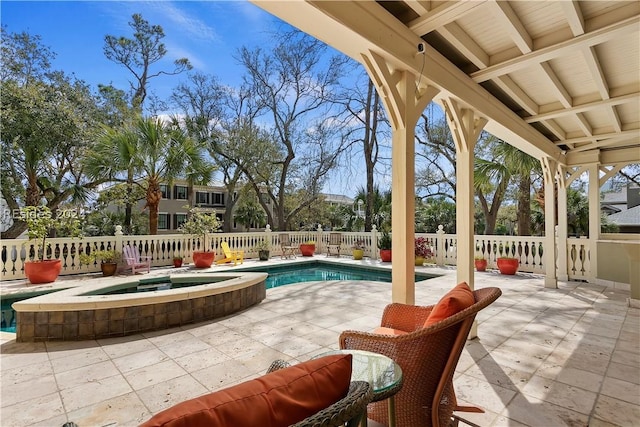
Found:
[437,22,489,68]
[561,1,585,36]
[488,0,532,54]
[525,92,637,123]
[408,0,485,35]
[471,13,640,82]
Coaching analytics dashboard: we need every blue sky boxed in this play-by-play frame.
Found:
[2,1,283,102]
[2,1,381,196]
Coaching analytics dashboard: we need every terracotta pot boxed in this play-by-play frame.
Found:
[24,259,62,284]
[100,262,118,276]
[379,249,392,262]
[415,256,425,266]
[497,258,519,275]
[193,251,215,268]
[299,244,315,257]
[352,249,364,260]
[173,258,183,268]
[475,259,487,272]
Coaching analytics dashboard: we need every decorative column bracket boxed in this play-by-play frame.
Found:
[442,98,488,154]
[362,50,438,131]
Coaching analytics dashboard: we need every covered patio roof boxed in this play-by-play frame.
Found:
[253,0,640,166]
[252,1,640,308]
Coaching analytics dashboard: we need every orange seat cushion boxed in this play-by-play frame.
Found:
[374,326,409,335]
[424,282,474,326]
[140,354,352,427]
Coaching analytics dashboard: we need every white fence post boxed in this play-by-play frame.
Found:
[114,225,124,253]
[264,224,272,251]
[371,225,378,260]
[316,224,324,253]
[436,225,445,266]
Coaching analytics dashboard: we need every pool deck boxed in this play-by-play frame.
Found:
[1,256,638,426]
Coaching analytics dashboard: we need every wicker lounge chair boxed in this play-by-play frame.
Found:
[339,286,502,427]
[267,359,373,427]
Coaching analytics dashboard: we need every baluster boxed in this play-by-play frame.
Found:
[579,245,586,275]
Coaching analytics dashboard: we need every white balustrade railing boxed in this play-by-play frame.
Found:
[0,224,590,281]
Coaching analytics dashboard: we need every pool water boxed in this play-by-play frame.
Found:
[1,308,17,333]
[79,276,230,295]
[2,291,53,333]
[237,262,435,289]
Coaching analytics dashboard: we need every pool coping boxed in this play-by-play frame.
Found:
[12,272,268,312]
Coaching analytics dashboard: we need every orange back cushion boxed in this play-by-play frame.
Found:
[424,282,475,327]
[141,353,353,427]
[374,326,409,336]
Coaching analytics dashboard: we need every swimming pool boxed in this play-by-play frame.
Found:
[236,261,437,289]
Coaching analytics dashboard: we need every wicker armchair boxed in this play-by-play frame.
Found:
[267,360,373,427]
[339,287,502,427]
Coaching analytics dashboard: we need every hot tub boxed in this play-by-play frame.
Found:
[12,272,267,342]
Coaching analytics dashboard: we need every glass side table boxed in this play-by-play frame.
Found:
[314,349,403,427]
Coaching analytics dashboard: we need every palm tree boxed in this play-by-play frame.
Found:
[136,117,214,234]
[354,185,391,231]
[497,143,540,235]
[474,138,540,235]
[473,152,510,235]
[85,116,214,234]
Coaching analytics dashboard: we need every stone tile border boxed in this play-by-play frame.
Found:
[12,273,267,342]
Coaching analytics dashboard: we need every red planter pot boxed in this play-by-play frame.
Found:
[299,244,315,257]
[173,258,183,268]
[24,259,62,284]
[474,259,487,272]
[193,251,215,268]
[379,249,392,262]
[497,258,519,275]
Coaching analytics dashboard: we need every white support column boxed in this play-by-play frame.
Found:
[587,163,600,282]
[443,99,487,340]
[541,157,558,288]
[443,99,487,292]
[556,166,569,282]
[362,51,438,304]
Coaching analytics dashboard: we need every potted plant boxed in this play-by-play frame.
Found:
[378,230,392,262]
[299,240,316,257]
[21,206,83,284]
[352,240,365,260]
[414,237,431,266]
[80,249,121,276]
[178,206,222,268]
[254,240,271,261]
[172,255,184,268]
[474,256,487,272]
[497,257,519,275]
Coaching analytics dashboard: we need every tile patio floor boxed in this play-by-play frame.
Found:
[1,258,638,426]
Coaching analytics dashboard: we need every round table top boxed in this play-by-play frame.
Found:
[315,349,403,399]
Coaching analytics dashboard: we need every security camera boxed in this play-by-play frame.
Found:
[417,42,425,54]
